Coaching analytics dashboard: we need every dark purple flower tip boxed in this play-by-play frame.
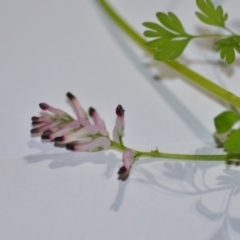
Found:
[31,116,39,121]
[53,136,65,142]
[118,166,127,175]
[88,107,95,117]
[116,105,125,117]
[66,142,76,151]
[66,92,75,100]
[39,103,48,110]
[30,128,39,134]
[41,130,52,140]
[117,166,129,181]
[32,121,43,125]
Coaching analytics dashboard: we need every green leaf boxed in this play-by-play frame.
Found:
[143,22,172,36]
[195,0,228,27]
[215,36,240,64]
[143,13,191,60]
[154,38,190,61]
[156,12,186,34]
[214,111,240,134]
[224,129,240,153]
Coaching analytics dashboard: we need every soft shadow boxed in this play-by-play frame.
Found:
[110,178,130,211]
[26,139,132,210]
[189,25,240,77]
[229,19,240,32]
[93,0,213,142]
[180,54,240,78]
[194,25,217,52]
[25,141,119,180]
[132,143,240,239]
[28,139,56,153]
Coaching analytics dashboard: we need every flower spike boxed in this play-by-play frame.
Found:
[31,93,138,180]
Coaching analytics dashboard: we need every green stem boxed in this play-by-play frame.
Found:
[192,34,229,38]
[97,0,240,109]
[138,151,226,161]
[110,141,227,161]
[224,26,236,35]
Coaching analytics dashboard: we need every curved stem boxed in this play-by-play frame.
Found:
[110,141,227,161]
[97,0,240,109]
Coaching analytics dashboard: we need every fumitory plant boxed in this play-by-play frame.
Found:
[31,92,227,181]
[31,0,240,180]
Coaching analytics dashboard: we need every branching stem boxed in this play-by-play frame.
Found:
[110,140,227,161]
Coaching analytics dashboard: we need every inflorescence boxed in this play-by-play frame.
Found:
[31,92,134,180]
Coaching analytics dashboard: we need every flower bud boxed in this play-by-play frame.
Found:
[118,149,134,181]
[113,105,125,143]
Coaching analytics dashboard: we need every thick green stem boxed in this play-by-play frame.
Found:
[97,0,240,109]
[110,141,227,161]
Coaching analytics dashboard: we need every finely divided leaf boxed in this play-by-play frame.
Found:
[154,38,190,61]
[156,12,186,34]
[195,0,228,27]
[143,13,190,61]
[214,111,240,134]
[215,36,240,64]
[224,129,240,153]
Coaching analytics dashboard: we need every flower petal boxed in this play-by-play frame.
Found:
[118,149,134,181]
[122,149,134,171]
[48,120,80,140]
[31,121,61,134]
[54,124,98,144]
[66,137,110,152]
[89,107,109,136]
[66,92,90,126]
[39,103,68,116]
[113,105,125,143]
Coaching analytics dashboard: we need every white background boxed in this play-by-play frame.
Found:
[0,0,240,239]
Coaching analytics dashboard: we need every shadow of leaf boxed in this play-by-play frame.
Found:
[229,216,240,234]
[163,162,197,182]
[196,199,223,221]
[217,170,240,189]
[163,161,200,191]
[209,219,230,240]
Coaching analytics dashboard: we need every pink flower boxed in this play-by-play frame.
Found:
[66,92,90,126]
[31,92,111,152]
[118,149,135,181]
[54,124,99,144]
[113,105,125,143]
[66,137,111,152]
[89,107,109,136]
[31,103,75,135]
